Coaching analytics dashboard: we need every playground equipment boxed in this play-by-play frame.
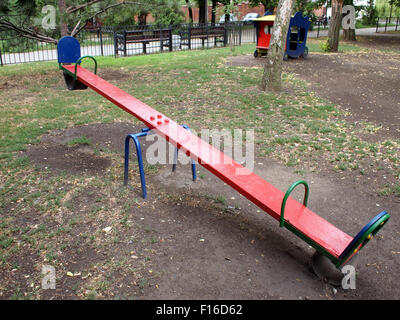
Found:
[57,36,390,275]
[124,125,197,199]
[253,12,311,59]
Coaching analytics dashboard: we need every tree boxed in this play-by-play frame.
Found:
[0,0,136,43]
[248,0,278,13]
[0,0,183,43]
[152,0,185,25]
[195,0,206,23]
[260,0,295,92]
[362,0,378,25]
[58,0,68,37]
[185,0,193,23]
[211,0,217,24]
[327,0,343,52]
[294,0,326,21]
[391,0,400,7]
[218,0,240,22]
[0,0,57,44]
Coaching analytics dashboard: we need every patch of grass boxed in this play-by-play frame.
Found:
[85,290,97,300]
[0,234,13,249]
[10,288,28,300]
[66,136,91,146]
[307,38,362,53]
[0,41,399,299]
[378,184,400,197]
[215,195,226,205]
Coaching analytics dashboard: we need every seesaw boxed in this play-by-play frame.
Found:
[57,36,390,278]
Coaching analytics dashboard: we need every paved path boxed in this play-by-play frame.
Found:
[308,26,399,38]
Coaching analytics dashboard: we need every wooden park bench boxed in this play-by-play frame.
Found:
[114,28,172,56]
[179,24,227,49]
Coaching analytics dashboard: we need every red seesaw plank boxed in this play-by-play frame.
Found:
[63,64,353,258]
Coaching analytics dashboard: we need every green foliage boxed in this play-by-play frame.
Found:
[295,0,326,22]
[390,0,400,8]
[376,0,400,17]
[4,0,37,24]
[101,4,139,26]
[86,0,185,26]
[320,39,331,52]
[0,0,43,53]
[248,0,278,13]
[152,0,185,26]
[361,0,378,25]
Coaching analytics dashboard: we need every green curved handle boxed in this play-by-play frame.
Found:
[74,55,97,79]
[280,180,309,228]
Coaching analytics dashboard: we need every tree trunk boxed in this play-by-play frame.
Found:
[343,28,356,41]
[261,0,295,92]
[138,12,148,26]
[225,13,230,23]
[327,0,343,52]
[186,0,193,23]
[211,0,217,24]
[58,0,69,37]
[199,1,206,24]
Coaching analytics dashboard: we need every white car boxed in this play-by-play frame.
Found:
[219,14,238,23]
[242,13,260,22]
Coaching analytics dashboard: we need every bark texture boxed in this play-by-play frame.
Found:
[327,0,344,52]
[261,0,295,92]
[186,0,193,23]
[58,0,69,37]
[343,28,356,41]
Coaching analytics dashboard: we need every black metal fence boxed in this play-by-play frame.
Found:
[0,22,256,66]
[375,16,400,32]
[311,16,329,38]
[0,27,116,66]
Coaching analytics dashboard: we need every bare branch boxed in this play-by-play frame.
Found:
[0,0,147,42]
[70,1,143,36]
[0,19,57,44]
[70,19,82,36]
[66,0,144,14]
[70,20,89,37]
[66,0,104,14]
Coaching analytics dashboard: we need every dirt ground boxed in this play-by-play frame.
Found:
[227,38,400,139]
[18,118,399,300]
[356,34,400,52]
[3,35,399,301]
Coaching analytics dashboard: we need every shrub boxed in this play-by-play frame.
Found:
[320,40,331,52]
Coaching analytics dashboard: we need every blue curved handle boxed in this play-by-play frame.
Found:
[338,210,390,265]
